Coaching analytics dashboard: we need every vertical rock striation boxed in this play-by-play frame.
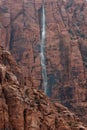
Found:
[0,0,87,125]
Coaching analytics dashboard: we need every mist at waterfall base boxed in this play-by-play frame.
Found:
[40,4,48,95]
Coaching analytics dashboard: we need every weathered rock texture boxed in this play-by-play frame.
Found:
[0,0,87,125]
[0,46,87,130]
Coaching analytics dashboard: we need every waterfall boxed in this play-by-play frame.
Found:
[40,1,48,95]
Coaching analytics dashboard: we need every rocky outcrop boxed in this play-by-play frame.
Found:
[0,46,86,130]
[0,0,87,125]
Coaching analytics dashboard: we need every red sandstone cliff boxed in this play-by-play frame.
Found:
[0,0,87,125]
[0,46,86,130]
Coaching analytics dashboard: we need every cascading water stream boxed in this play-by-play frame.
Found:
[40,1,48,95]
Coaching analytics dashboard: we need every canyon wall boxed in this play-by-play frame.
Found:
[0,46,86,130]
[0,0,87,124]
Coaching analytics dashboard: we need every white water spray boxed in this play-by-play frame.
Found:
[40,1,48,94]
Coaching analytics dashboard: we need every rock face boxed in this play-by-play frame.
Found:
[0,0,87,125]
[0,46,86,130]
